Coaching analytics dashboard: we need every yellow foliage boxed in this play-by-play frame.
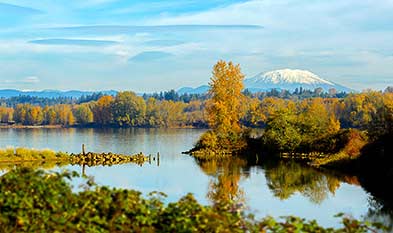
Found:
[206,60,245,135]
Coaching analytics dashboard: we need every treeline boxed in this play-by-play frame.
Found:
[0,87,351,109]
[1,89,392,131]
[243,86,348,99]
[0,92,206,128]
[142,89,207,103]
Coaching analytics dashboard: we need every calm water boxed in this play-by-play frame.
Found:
[0,128,390,227]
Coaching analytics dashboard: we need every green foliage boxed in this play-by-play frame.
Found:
[74,104,94,124]
[0,168,385,232]
[112,91,147,126]
[261,98,342,154]
[262,108,302,152]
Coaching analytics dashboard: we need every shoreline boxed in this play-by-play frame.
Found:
[0,124,208,129]
[0,125,64,129]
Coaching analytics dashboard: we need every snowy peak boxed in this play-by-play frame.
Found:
[177,69,353,94]
[256,69,334,85]
[244,69,351,92]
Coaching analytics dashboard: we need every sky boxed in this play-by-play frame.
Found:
[0,0,392,92]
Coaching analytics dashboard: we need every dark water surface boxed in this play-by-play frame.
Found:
[0,128,391,227]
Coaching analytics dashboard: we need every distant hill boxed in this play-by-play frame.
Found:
[0,89,118,98]
[177,85,209,95]
[177,69,353,94]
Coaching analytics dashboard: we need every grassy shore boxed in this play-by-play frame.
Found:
[0,147,148,166]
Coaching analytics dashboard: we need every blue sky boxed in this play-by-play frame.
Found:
[0,0,392,92]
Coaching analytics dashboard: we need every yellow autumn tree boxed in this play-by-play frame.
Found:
[193,60,246,154]
[206,60,244,134]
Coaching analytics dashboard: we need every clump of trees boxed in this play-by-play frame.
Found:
[260,98,341,153]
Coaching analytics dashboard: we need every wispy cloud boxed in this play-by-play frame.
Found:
[29,38,119,46]
[47,24,263,36]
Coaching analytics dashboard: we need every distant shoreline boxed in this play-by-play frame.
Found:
[0,124,64,129]
[0,124,207,129]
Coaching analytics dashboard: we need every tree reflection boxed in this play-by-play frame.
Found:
[264,160,342,204]
[196,157,248,206]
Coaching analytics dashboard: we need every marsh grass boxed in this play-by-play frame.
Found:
[0,147,68,162]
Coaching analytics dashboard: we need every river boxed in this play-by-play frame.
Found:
[0,127,391,228]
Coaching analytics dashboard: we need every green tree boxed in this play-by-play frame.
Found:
[262,107,302,152]
[74,104,94,125]
[112,91,146,126]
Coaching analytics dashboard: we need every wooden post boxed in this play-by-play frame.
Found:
[82,144,86,155]
[157,152,160,167]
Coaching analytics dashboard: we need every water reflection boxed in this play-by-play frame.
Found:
[196,158,248,205]
[0,160,69,173]
[194,156,367,208]
[263,160,342,204]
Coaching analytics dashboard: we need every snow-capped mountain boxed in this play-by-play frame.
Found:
[244,69,352,92]
[177,69,353,94]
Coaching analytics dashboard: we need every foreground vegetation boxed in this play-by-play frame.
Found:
[0,168,386,232]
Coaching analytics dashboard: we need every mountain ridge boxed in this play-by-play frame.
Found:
[178,69,353,94]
